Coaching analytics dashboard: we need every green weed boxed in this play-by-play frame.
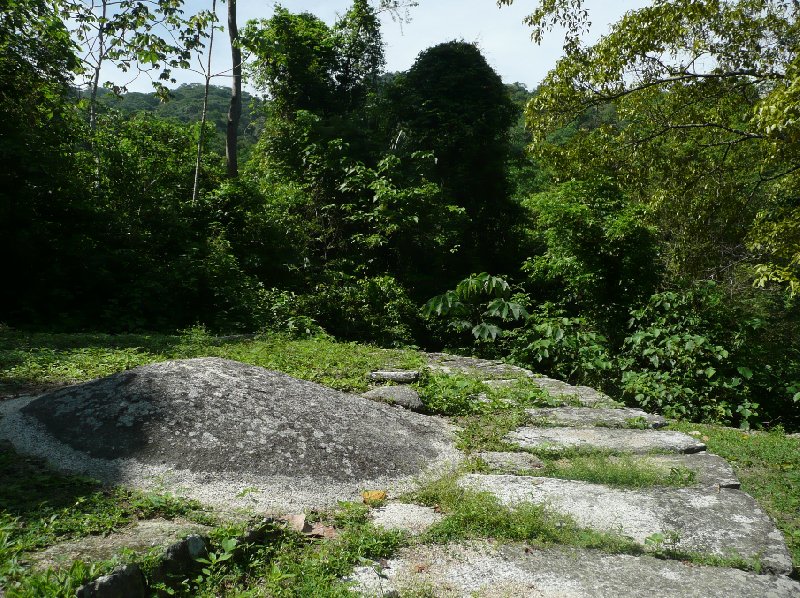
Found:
[540,455,695,489]
[0,329,424,394]
[405,474,640,553]
[414,370,556,416]
[0,445,215,594]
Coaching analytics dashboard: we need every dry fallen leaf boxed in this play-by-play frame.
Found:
[413,562,430,573]
[307,522,337,539]
[280,513,311,534]
[362,490,387,505]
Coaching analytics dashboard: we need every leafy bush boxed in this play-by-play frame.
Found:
[302,274,419,345]
[423,273,529,342]
[522,178,659,339]
[618,284,764,425]
[504,304,613,386]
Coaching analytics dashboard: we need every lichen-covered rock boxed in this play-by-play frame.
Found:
[349,542,800,597]
[507,427,706,454]
[459,475,794,574]
[368,370,420,383]
[476,451,545,473]
[31,520,212,571]
[362,386,424,411]
[0,358,458,510]
[526,407,667,428]
[371,503,443,535]
[76,563,146,598]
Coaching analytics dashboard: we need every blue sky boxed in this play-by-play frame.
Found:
[114,0,650,93]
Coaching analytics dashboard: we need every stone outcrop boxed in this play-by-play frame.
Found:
[0,358,458,511]
[349,543,800,597]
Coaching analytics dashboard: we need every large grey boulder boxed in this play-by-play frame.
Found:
[0,358,458,511]
[348,542,800,597]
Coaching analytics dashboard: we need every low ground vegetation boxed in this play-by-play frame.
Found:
[1,332,798,594]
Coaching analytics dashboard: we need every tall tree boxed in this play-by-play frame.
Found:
[387,41,519,272]
[64,0,211,130]
[192,0,217,203]
[226,0,242,177]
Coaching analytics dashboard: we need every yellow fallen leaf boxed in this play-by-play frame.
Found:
[362,490,387,505]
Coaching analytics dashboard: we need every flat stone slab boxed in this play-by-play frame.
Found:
[507,427,706,454]
[348,542,800,597]
[634,453,740,489]
[425,353,621,407]
[459,474,793,574]
[0,358,459,511]
[361,386,423,411]
[30,519,212,571]
[528,378,622,407]
[476,451,545,473]
[425,353,530,379]
[526,407,666,429]
[371,503,443,536]
[368,370,419,383]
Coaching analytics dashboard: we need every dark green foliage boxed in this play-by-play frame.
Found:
[243,8,337,117]
[0,0,82,325]
[522,179,660,339]
[388,41,521,274]
[300,275,419,345]
[423,273,528,342]
[505,306,613,387]
[619,283,800,428]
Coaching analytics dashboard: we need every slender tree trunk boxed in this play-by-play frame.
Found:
[226,0,242,178]
[89,0,108,132]
[192,0,216,204]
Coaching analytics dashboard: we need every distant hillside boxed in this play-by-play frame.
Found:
[96,84,268,156]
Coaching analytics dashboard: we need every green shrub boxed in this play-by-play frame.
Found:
[618,283,765,425]
[504,305,613,386]
[522,178,659,340]
[422,272,529,343]
[302,274,419,345]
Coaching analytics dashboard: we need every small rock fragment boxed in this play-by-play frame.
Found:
[281,514,311,533]
[362,386,424,411]
[368,370,419,383]
[76,563,146,598]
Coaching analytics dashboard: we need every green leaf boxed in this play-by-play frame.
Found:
[736,366,753,380]
[471,322,502,341]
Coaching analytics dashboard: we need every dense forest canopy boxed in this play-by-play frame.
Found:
[1,0,798,430]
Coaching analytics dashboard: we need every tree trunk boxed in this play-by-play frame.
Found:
[89,0,108,132]
[192,0,216,204]
[226,0,242,178]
